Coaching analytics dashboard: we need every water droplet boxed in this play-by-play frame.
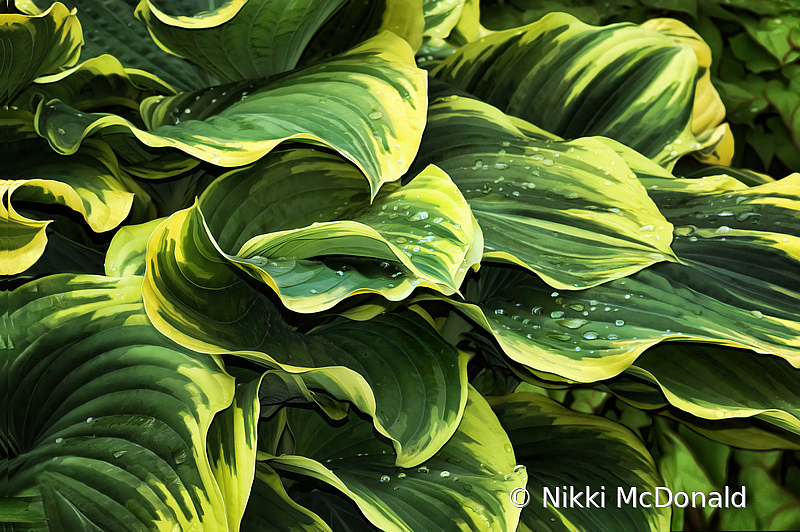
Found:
[336,270,344,276]
[583,331,598,340]
[418,466,429,473]
[398,472,407,479]
[57,128,65,135]
[113,450,127,458]
[550,311,564,319]
[412,246,421,252]
[494,308,505,315]
[568,304,584,312]
[547,332,571,342]
[440,471,451,478]
[624,294,631,300]
[715,225,731,234]
[607,334,619,340]
[380,475,391,483]
[86,417,93,423]
[309,288,318,294]
[55,438,64,444]
[559,318,588,329]
[640,224,655,231]
[369,111,384,120]
[433,217,444,223]
[396,237,407,243]
[504,443,513,453]
[532,307,543,315]
[615,319,625,326]
[750,310,764,318]
[409,211,429,221]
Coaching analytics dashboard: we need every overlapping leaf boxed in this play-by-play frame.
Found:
[136,0,344,82]
[413,95,677,289]
[2,274,235,529]
[491,392,669,532]
[149,149,481,313]
[435,258,800,382]
[2,136,134,275]
[23,0,212,91]
[631,343,800,436]
[264,388,526,532]
[432,12,729,166]
[35,31,427,197]
[144,188,471,466]
[1,2,82,103]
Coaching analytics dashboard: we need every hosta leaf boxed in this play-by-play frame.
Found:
[35,31,427,197]
[241,463,333,531]
[265,387,526,532]
[491,392,669,532]
[641,18,734,166]
[144,205,470,467]
[422,0,465,40]
[436,260,800,382]
[295,0,424,66]
[104,218,162,277]
[2,275,235,529]
[413,95,677,289]
[150,149,480,313]
[432,12,720,166]
[631,343,800,436]
[1,138,134,275]
[23,0,212,91]
[137,0,345,82]
[1,2,82,104]
[12,54,175,113]
[206,372,263,531]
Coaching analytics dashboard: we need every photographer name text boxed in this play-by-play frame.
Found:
[510,486,746,509]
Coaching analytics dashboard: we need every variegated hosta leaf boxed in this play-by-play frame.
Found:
[136,0,344,82]
[432,12,724,166]
[631,343,800,436]
[413,95,677,289]
[295,0,424,67]
[241,463,334,531]
[1,138,134,275]
[151,149,480,313]
[438,260,800,382]
[422,0,465,40]
[642,173,800,323]
[22,0,213,91]
[264,388,526,532]
[144,204,470,466]
[640,18,734,166]
[35,31,427,197]
[12,54,175,113]
[490,392,669,532]
[206,372,264,531]
[1,2,82,104]
[104,218,163,277]
[2,275,235,530]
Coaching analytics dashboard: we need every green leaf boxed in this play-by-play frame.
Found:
[241,463,333,531]
[2,137,134,275]
[1,274,236,529]
[149,149,481,313]
[12,54,175,113]
[413,94,677,289]
[653,420,730,530]
[432,12,716,166]
[1,2,82,104]
[25,0,213,91]
[35,31,428,197]
[631,343,800,437]
[144,201,471,467]
[136,0,345,82]
[440,256,800,382]
[491,392,669,532]
[104,217,163,277]
[206,371,264,531]
[265,387,526,532]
